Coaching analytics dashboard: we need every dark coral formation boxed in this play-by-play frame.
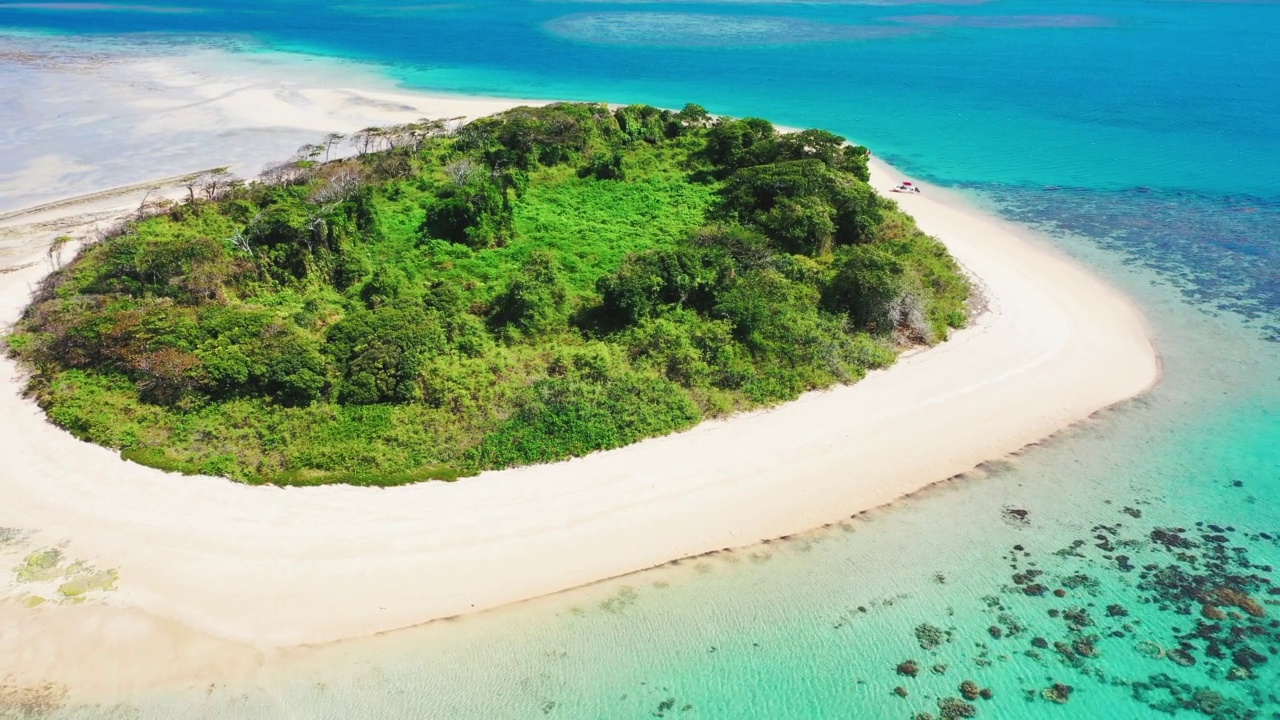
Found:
[937,697,977,719]
[1131,674,1259,720]
[886,514,1279,719]
[1042,683,1074,704]
[914,623,951,650]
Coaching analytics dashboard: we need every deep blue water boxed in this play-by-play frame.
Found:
[3,0,1278,331]
[3,0,1280,717]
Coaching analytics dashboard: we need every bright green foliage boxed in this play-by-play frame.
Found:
[703,117,779,171]
[473,364,701,469]
[420,173,513,248]
[326,302,446,403]
[719,159,881,253]
[489,251,571,337]
[825,244,908,334]
[7,103,969,486]
[597,246,728,324]
[17,548,64,583]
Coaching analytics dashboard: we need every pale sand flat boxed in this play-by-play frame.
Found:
[0,63,1157,696]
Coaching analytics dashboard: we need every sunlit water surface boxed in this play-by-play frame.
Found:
[1,0,1278,716]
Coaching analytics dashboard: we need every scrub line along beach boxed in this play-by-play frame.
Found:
[0,67,1157,695]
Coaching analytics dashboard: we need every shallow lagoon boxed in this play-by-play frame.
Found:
[2,0,1278,716]
[49,221,1278,720]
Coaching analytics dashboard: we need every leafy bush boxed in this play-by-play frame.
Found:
[489,250,570,336]
[704,117,778,170]
[472,372,701,468]
[420,175,512,248]
[597,246,727,325]
[720,159,881,253]
[326,302,447,404]
[5,103,970,485]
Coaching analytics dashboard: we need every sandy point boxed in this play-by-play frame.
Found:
[0,77,1158,697]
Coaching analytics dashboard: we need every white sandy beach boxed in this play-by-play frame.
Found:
[0,49,1158,697]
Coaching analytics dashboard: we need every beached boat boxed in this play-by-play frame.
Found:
[892,181,921,193]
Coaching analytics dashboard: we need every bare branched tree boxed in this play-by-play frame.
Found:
[966,275,991,321]
[443,157,477,187]
[258,161,290,186]
[259,160,314,187]
[228,226,255,257]
[88,218,133,247]
[295,143,324,164]
[887,291,932,346]
[135,190,153,221]
[323,132,346,162]
[181,173,204,204]
[199,167,241,200]
[309,165,366,204]
[442,115,466,137]
[350,127,383,156]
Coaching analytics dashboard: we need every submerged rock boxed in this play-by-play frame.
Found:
[1151,528,1197,550]
[1231,646,1267,670]
[1062,607,1093,630]
[1167,648,1197,667]
[1201,604,1226,621]
[1211,587,1266,618]
[897,660,920,678]
[959,680,980,701]
[1002,507,1030,525]
[937,696,977,719]
[1226,666,1252,681]
[915,624,949,650]
[1042,683,1074,704]
[1073,635,1101,658]
[1135,640,1166,659]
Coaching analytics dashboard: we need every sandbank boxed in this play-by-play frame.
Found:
[0,50,1158,697]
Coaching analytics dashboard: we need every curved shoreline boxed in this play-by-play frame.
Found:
[0,83,1157,695]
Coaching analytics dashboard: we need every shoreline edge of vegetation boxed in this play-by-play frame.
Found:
[5,102,972,486]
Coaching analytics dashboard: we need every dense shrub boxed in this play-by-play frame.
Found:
[703,117,778,170]
[326,303,447,404]
[420,175,512,248]
[6,102,969,485]
[720,159,881,253]
[597,246,727,325]
[489,251,570,336]
[472,372,701,468]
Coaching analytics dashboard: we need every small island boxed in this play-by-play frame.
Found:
[6,103,970,485]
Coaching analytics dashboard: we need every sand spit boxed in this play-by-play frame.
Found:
[0,55,1158,697]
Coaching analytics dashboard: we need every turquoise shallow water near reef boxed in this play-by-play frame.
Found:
[2,0,1279,717]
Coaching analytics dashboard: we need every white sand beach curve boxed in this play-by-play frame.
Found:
[0,58,1158,694]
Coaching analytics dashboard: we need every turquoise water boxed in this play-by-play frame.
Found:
[3,0,1279,717]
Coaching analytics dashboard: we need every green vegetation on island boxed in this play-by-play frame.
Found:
[6,103,971,485]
